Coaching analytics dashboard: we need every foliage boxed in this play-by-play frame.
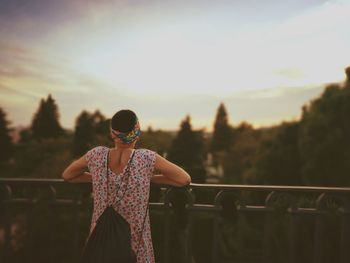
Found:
[72,110,109,157]
[168,115,206,183]
[251,122,302,185]
[137,128,174,155]
[18,128,32,143]
[211,103,232,153]
[3,66,350,186]
[245,67,350,187]
[30,94,64,140]
[221,122,262,183]
[298,80,350,186]
[345,66,350,87]
[0,108,14,163]
[10,137,72,179]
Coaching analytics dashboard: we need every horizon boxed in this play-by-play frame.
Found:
[1,0,349,131]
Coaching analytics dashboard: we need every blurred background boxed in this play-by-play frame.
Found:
[0,0,350,262]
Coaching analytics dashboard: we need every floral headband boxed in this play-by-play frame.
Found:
[110,119,141,144]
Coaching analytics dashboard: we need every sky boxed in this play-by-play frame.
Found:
[0,0,349,131]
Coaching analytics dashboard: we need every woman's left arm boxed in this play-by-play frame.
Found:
[62,155,92,183]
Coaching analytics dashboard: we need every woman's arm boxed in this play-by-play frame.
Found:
[66,172,92,183]
[151,174,187,187]
[152,154,191,186]
[62,155,92,183]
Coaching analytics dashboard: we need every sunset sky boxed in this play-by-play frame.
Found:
[0,0,349,131]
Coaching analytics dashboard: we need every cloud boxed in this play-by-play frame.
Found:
[0,40,118,94]
[0,39,130,127]
[274,68,305,80]
[0,0,348,130]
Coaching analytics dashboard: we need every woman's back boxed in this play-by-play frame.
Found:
[86,146,156,263]
[107,147,135,174]
[62,109,191,262]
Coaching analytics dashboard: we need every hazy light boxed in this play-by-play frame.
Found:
[0,0,349,129]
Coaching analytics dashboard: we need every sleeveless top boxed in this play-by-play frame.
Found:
[85,146,156,263]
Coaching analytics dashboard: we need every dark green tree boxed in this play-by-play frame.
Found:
[19,128,32,143]
[299,74,350,186]
[137,129,174,155]
[252,122,302,185]
[211,103,232,153]
[168,115,206,183]
[92,110,108,135]
[345,66,350,88]
[14,137,72,179]
[72,109,108,157]
[222,122,262,184]
[31,94,63,140]
[72,111,96,157]
[0,108,14,163]
[91,110,110,146]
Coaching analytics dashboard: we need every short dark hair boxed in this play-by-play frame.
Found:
[111,109,138,133]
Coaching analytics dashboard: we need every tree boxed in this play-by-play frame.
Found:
[0,108,14,163]
[137,129,174,155]
[92,110,108,135]
[168,115,206,183]
[31,94,63,140]
[72,109,109,157]
[251,122,302,185]
[222,122,262,184]
[72,111,96,157]
[14,137,72,179]
[211,103,232,153]
[345,66,350,88]
[298,79,350,186]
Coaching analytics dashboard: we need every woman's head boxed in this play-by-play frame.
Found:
[110,109,141,145]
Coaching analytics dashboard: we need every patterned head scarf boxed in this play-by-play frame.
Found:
[110,118,141,144]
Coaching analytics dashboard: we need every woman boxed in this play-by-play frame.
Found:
[62,109,191,263]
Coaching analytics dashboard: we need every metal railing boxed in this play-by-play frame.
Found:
[1,178,350,263]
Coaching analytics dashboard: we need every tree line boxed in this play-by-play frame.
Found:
[0,67,349,186]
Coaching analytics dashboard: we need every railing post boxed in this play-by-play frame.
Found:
[186,212,193,263]
[263,191,275,263]
[47,185,57,261]
[212,190,225,263]
[185,188,194,263]
[163,188,172,263]
[313,193,327,263]
[313,211,327,263]
[211,213,221,263]
[340,197,350,263]
[288,203,298,263]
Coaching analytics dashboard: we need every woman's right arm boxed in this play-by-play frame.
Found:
[151,154,191,186]
[62,155,90,182]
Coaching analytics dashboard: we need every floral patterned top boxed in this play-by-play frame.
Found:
[85,146,156,263]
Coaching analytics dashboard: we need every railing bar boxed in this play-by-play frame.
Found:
[1,179,350,193]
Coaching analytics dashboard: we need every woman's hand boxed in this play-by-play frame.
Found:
[152,154,191,186]
[62,155,91,183]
